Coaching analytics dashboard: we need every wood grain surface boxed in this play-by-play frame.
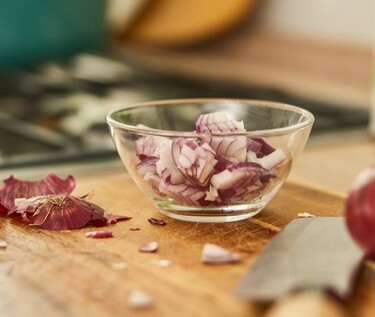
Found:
[0,172,374,317]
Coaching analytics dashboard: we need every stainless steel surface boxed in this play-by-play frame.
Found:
[0,54,369,170]
[234,217,363,301]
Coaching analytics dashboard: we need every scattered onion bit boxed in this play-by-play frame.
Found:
[139,241,158,253]
[130,227,140,231]
[86,230,113,238]
[266,228,275,234]
[0,173,75,212]
[153,259,172,267]
[0,240,7,249]
[11,195,108,230]
[112,262,128,270]
[148,218,167,226]
[201,243,240,264]
[128,291,154,309]
[297,212,316,218]
[105,214,132,224]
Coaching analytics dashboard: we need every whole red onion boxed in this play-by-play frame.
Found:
[345,166,375,260]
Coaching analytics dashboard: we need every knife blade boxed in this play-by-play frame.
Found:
[234,217,363,316]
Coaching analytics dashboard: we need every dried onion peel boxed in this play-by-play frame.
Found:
[10,194,129,230]
[0,173,75,211]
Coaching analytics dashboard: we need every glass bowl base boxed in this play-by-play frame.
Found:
[154,201,266,223]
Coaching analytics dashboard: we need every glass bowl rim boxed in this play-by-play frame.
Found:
[106,98,314,137]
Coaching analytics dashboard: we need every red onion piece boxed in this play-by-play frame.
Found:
[250,137,276,157]
[105,214,132,224]
[86,230,113,238]
[135,134,160,160]
[214,155,231,172]
[11,195,108,230]
[201,243,240,264]
[171,138,217,187]
[256,148,286,170]
[156,140,185,185]
[139,241,158,253]
[345,166,375,259]
[195,112,229,132]
[211,162,266,190]
[205,186,218,201]
[159,180,207,207]
[147,218,167,226]
[136,157,159,177]
[246,137,263,154]
[0,173,75,211]
[196,112,247,163]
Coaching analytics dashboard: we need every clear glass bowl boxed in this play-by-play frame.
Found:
[106,99,314,223]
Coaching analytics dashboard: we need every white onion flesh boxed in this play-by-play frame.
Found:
[134,110,287,207]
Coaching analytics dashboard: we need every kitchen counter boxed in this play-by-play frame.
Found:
[290,128,375,194]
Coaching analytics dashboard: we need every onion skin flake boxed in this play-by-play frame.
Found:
[11,195,108,230]
[0,173,75,211]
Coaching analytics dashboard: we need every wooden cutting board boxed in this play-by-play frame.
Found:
[0,172,374,317]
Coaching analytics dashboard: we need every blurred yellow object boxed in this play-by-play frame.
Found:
[121,0,257,47]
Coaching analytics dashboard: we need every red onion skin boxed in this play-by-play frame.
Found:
[345,167,375,260]
[0,173,75,211]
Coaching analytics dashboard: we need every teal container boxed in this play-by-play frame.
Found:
[0,0,106,69]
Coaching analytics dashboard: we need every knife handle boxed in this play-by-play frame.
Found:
[264,292,349,317]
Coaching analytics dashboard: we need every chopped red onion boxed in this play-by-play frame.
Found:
[147,218,167,226]
[0,240,7,248]
[136,157,159,177]
[256,148,286,170]
[171,139,217,187]
[205,185,218,201]
[133,110,288,207]
[156,140,185,185]
[246,138,262,154]
[0,173,75,211]
[250,137,276,157]
[195,112,228,131]
[201,243,240,264]
[86,230,113,238]
[105,214,132,224]
[211,162,266,190]
[159,180,206,207]
[135,134,160,160]
[139,241,158,253]
[196,112,247,162]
